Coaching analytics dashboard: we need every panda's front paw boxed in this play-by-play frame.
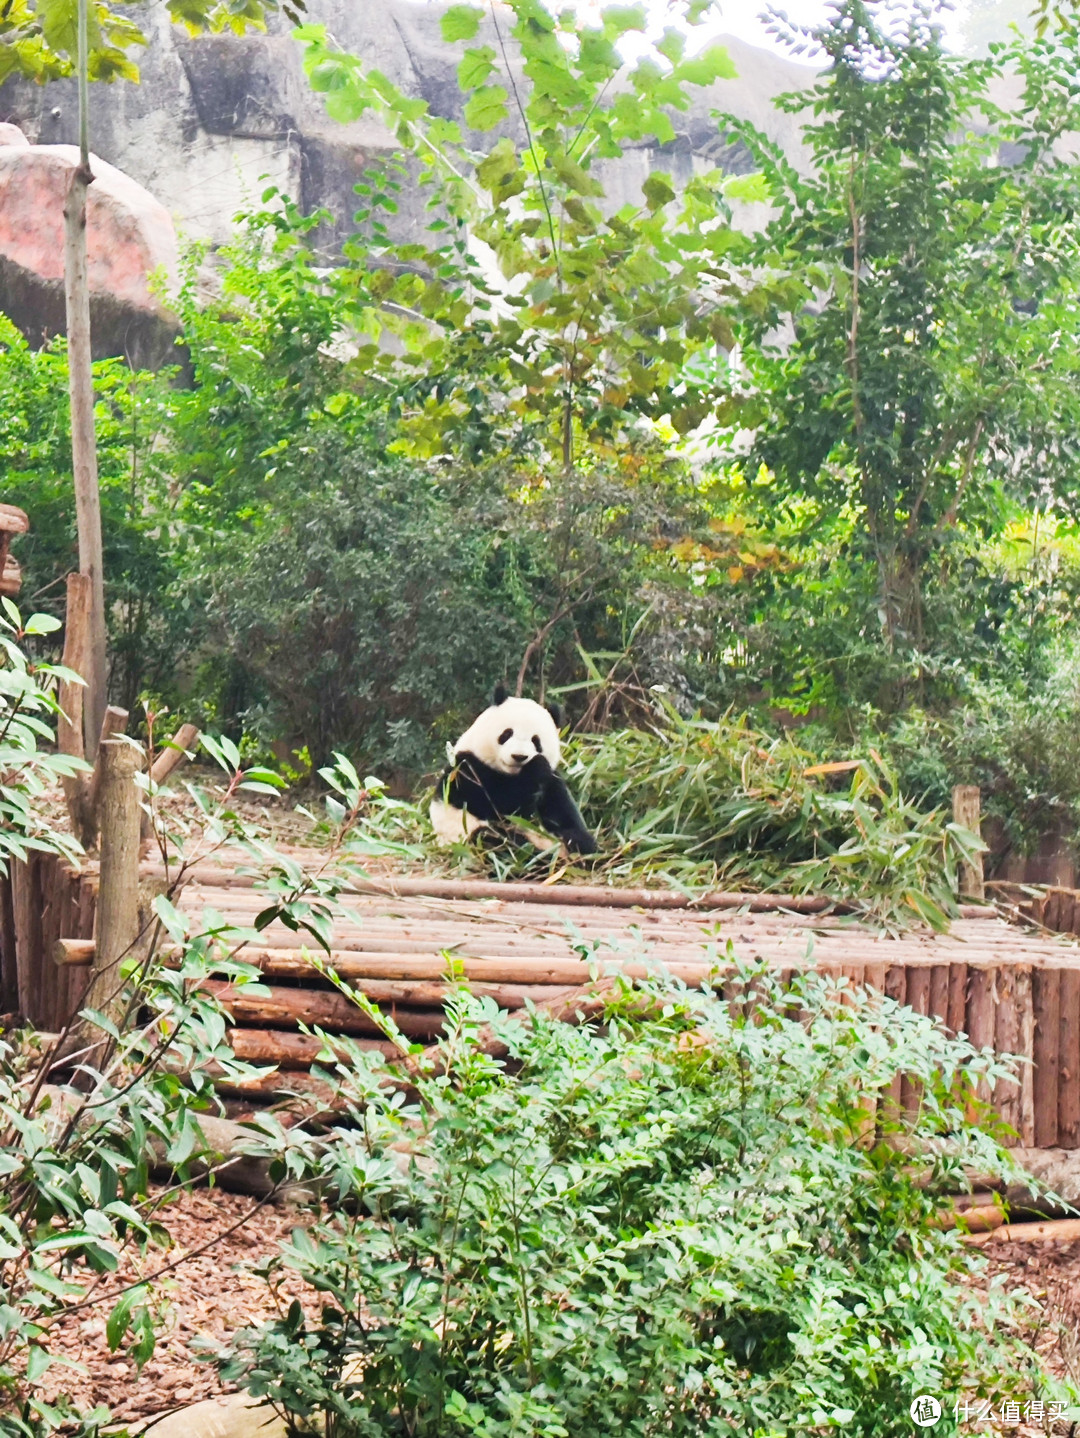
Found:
[566,830,598,856]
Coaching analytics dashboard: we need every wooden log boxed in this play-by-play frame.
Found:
[0,505,30,534]
[170,871,845,913]
[149,723,201,786]
[1043,889,1064,934]
[970,1217,1080,1246]
[929,964,950,1027]
[86,740,142,1036]
[1059,968,1080,1148]
[879,964,907,1131]
[226,1028,402,1069]
[952,784,984,900]
[965,964,997,1115]
[0,557,22,597]
[1015,966,1036,1147]
[202,978,457,1041]
[947,961,968,1037]
[13,854,45,1025]
[0,873,17,1013]
[53,942,724,990]
[902,965,932,1118]
[994,964,1021,1137]
[85,707,130,826]
[1032,967,1062,1149]
[53,938,95,967]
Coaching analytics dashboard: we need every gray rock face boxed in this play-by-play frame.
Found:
[0,3,817,263]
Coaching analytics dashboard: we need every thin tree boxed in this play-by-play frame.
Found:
[62,0,105,752]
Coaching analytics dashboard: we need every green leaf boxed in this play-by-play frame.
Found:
[106,1287,147,1352]
[642,172,676,212]
[464,84,509,132]
[676,45,736,86]
[440,4,483,42]
[457,45,496,91]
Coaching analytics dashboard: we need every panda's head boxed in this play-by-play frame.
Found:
[454,684,563,776]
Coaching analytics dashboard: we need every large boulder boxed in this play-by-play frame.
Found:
[0,129,180,369]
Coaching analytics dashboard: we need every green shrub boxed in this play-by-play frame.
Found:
[0,318,181,713]
[220,967,1055,1437]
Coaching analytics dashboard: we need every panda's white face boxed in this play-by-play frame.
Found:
[454,695,561,776]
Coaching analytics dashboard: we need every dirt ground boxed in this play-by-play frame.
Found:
[33,1183,1080,1434]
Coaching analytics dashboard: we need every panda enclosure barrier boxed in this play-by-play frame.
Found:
[5,524,1080,1147]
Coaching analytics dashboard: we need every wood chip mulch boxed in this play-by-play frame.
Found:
[32,1183,1080,1434]
[39,1186,319,1430]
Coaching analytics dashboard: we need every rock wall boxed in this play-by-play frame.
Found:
[0,2,817,260]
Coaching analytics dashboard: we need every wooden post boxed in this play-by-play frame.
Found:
[1032,967,1061,1149]
[1059,969,1080,1148]
[952,785,985,900]
[83,740,142,1041]
[58,572,93,844]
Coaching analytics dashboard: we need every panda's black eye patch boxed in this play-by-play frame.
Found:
[532,735,542,752]
[498,728,514,745]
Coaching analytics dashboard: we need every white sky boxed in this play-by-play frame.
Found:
[432,1,971,65]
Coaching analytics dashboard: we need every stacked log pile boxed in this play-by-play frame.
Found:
[9,844,1080,1146]
[26,856,1079,1145]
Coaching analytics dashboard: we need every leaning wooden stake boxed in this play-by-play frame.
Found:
[952,785,985,901]
[84,740,142,1040]
[139,723,200,848]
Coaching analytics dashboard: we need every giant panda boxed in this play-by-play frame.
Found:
[430,684,598,854]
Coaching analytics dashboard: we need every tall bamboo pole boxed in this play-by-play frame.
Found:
[62,0,107,756]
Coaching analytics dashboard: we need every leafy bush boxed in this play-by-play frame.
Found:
[0,318,181,713]
[563,707,980,929]
[220,967,1052,1437]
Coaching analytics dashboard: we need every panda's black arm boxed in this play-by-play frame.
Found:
[439,756,501,821]
[537,773,598,854]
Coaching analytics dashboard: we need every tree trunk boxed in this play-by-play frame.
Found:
[63,0,107,756]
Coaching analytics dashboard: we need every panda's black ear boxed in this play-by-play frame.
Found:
[493,683,509,706]
[546,699,563,728]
